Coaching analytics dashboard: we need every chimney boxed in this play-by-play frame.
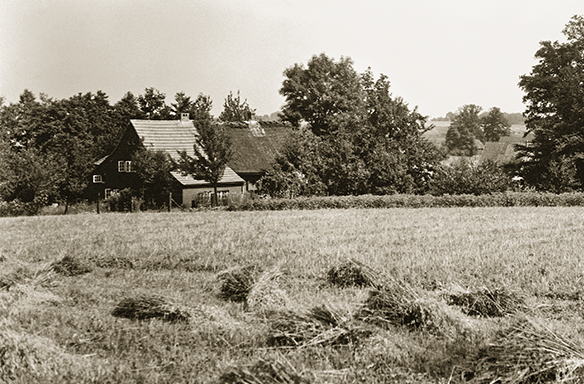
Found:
[181,113,190,121]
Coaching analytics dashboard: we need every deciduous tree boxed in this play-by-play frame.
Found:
[517,15,584,191]
[444,104,483,156]
[175,121,233,206]
[219,91,255,122]
[481,107,511,142]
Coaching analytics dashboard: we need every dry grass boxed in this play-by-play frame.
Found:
[217,265,258,303]
[219,357,311,384]
[50,255,93,276]
[446,285,524,317]
[265,304,371,348]
[326,258,382,288]
[466,316,584,383]
[111,293,191,322]
[2,207,584,382]
[248,267,290,312]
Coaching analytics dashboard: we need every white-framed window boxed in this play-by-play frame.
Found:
[93,174,103,183]
[104,189,119,199]
[118,160,135,173]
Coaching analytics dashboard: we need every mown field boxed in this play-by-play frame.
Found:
[2,207,584,383]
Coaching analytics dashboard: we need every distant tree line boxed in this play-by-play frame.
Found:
[0,88,253,213]
[2,14,583,214]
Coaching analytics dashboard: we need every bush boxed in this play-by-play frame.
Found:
[429,159,511,196]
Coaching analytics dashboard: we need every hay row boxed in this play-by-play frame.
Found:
[466,317,584,384]
[218,358,311,384]
[111,294,190,322]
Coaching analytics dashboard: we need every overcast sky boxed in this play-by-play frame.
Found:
[0,0,582,118]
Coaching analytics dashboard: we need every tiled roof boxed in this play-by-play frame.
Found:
[225,121,293,174]
[131,119,244,186]
[171,167,244,186]
[131,119,199,161]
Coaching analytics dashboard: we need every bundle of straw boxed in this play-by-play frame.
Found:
[50,255,92,277]
[111,294,190,322]
[447,286,523,317]
[326,258,383,289]
[217,266,257,303]
[266,304,367,348]
[468,317,584,384]
[247,268,289,312]
[219,358,311,384]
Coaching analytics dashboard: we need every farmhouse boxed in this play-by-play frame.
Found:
[90,114,293,207]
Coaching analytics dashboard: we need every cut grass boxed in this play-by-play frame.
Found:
[2,208,584,382]
[111,294,191,322]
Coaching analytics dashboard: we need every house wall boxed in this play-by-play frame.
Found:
[89,125,142,200]
[182,184,244,208]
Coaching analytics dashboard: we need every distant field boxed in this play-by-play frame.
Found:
[2,208,584,383]
[423,121,527,147]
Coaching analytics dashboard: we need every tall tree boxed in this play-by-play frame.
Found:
[131,148,176,208]
[190,93,214,123]
[280,54,364,136]
[175,120,233,206]
[261,54,443,197]
[444,104,484,156]
[138,88,171,120]
[219,91,255,122]
[171,92,193,118]
[481,107,511,142]
[517,15,584,191]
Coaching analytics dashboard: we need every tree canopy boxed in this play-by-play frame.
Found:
[517,14,584,191]
[175,120,233,206]
[260,54,444,197]
[218,91,255,122]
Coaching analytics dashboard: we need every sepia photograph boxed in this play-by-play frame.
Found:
[1,1,584,382]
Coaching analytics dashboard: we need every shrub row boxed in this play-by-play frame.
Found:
[227,192,584,211]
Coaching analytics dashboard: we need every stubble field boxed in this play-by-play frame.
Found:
[2,207,584,383]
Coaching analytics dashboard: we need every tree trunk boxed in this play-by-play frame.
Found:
[212,184,218,207]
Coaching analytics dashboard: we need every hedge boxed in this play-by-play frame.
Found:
[226,192,584,211]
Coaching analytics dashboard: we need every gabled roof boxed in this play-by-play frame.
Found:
[225,121,293,174]
[130,119,244,186]
[131,119,199,161]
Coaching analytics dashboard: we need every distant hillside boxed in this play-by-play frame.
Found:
[431,112,525,125]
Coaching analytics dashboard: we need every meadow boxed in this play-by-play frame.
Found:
[2,207,584,383]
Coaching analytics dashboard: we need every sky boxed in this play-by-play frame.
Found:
[0,0,582,118]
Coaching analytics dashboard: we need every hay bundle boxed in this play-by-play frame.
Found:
[93,255,134,269]
[326,258,382,288]
[467,317,584,383]
[357,288,434,331]
[111,294,190,322]
[50,255,92,277]
[247,268,289,312]
[217,266,257,302]
[219,358,311,384]
[266,304,368,347]
[447,286,523,317]
[355,274,439,331]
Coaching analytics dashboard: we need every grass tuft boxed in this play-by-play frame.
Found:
[219,357,311,384]
[217,265,258,303]
[111,294,191,322]
[466,316,584,383]
[447,285,523,317]
[265,304,370,348]
[247,267,289,312]
[50,255,92,277]
[326,258,382,288]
